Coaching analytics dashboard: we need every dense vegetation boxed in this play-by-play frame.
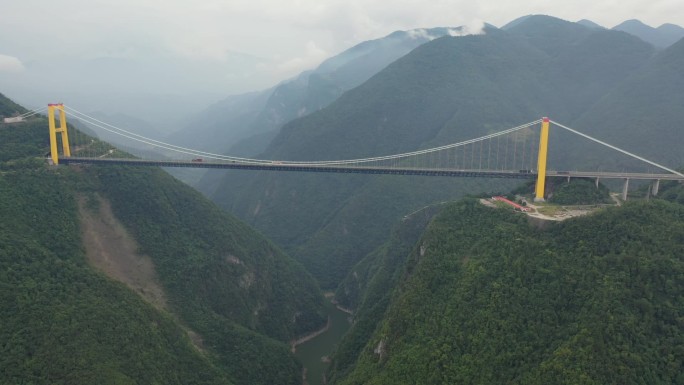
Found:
[329,203,445,382]
[0,117,233,385]
[86,165,326,385]
[0,97,327,385]
[659,180,684,204]
[548,178,612,204]
[0,92,27,118]
[335,199,684,384]
[87,166,326,341]
[513,177,612,205]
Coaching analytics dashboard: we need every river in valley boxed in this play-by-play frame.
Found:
[294,298,352,385]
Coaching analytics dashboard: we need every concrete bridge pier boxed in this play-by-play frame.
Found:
[595,177,600,189]
[651,179,660,196]
[622,178,630,201]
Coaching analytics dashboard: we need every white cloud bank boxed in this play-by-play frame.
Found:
[1,0,683,99]
[0,55,25,72]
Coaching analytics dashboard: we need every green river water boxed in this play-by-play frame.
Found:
[295,299,352,385]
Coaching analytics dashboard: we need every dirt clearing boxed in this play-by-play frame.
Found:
[78,194,168,310]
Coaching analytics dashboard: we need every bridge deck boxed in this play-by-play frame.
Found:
[59,157,684,181]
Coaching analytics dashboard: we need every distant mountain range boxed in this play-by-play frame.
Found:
[613,19,684,48]
[170,16,683,183]
[507,16,684,49]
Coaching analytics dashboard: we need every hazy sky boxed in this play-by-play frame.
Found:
[1,0,682,121]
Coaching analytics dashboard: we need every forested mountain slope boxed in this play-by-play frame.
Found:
[335,199,684,384]
[171,26,463,191]
[189,27,471,197]
[505,16,654,123]
[170,27,458,160]
[569,37,684,169]
[0,92,27,117]
[1,117,232,385]
[659,180,684,204]
[218,27,548,288]
[208,16,657,289]
[329,203,446,382]
[0,96,326,385]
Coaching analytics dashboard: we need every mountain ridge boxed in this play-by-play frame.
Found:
[208,15,662,289]
[612,19,684,48]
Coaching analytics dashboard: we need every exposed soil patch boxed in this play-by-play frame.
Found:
[481,196,612,223]
[78,194,207,351]
[78,194,169,310]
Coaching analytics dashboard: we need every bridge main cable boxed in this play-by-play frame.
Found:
[63,106,274,164]
[19,106,48,119]
[550,120,684,178]
[296,120,542,166]
[64,104,541,167]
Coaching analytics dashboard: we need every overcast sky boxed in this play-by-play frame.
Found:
[1,0,682,121]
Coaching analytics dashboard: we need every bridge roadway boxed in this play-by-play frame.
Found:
[59,157,684,181]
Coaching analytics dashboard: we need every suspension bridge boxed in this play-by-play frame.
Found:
[33,103,684,201]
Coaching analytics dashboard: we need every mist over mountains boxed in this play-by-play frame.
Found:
[171,16,684,160]
[167,26,480,157]
[2,14,681,145]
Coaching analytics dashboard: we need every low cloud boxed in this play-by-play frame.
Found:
[407,20,487,42]
[406,19,486,42]
[448,20,486,37]
[407,29,441,41]
[0,54,25,72]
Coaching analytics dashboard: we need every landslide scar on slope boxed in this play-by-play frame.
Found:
[78,194,168,311]
[78,194,206,352]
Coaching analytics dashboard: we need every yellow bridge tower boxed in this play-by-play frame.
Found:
[47,103,71,165]
[534,117,550,202]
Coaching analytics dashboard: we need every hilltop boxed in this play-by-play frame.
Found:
[332,198,684,384]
